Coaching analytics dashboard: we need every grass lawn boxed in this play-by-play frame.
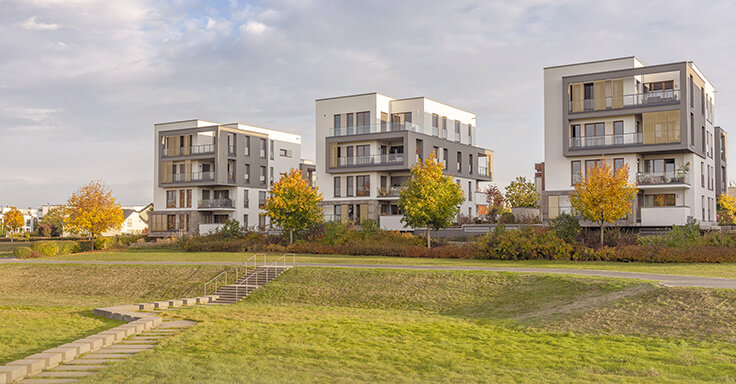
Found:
[0,241,29,257]
[52,248,736,279]
[0,263,224,362]
[82,268,736,383]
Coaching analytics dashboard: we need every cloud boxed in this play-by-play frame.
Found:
[241,21,267,35]
[21,16,59,30]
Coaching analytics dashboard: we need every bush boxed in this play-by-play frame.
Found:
[219,219,244,239]
[476,227,573,260]
[57,241,81,255]
[14,246,41,259]
[498,212,516,224]
[78,240,94,252]
[31,241,60,257]
[550,213,580,243]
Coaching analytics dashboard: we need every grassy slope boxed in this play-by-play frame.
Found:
[85,268,736,383]
[0,264,224,362]
[55,248,736,279]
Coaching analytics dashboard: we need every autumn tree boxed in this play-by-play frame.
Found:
[399,153,464,248]
[505,176,539,208]
[40,207,66,236]
[569,158,637,245]
[2,207,25,242]
[64,180,124,241]
[717,194,736,224]
[484,185,505,223]
[263,169,324,244]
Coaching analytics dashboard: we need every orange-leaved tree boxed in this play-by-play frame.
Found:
[399,152,464,248]
[569,158,637,245]
[2,207,25,242]
[263,169,324,244]
[718,193,736,224]
[64,180,124,241]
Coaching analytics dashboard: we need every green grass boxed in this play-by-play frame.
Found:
[0,241,28,257]
[81,268,736,383]
[53,248,736,279]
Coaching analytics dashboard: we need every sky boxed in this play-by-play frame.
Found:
[2,0,736,207]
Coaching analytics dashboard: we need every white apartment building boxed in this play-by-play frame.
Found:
[541,57,728,227]
[0,206,38,233]
[315,92,494,230]
[149,119,315,236]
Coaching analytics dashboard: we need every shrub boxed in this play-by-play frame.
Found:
[14,246,41,259]
[57,241,81,255]
[31,241,60,257]
[498,212,515,224]
[219,219,244,239]
[550,213,580,243]
[78,240,94,252]
[94,237,111,250]
[476,227,573,260]
[361,219,379,234]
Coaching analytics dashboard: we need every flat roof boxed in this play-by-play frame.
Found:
[316,92,475,115]
[543,56,640,70]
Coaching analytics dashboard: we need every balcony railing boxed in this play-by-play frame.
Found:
[637,171,689,185]
[162,144,215,156]
[569,89,680,112]
[570,133,642,149]
[329,122,422,137]
[228,144,235,155]
[198,199,234,209]
[478,166,489,176]
[171,171,215,183]
[377,186,405,197]
[336,153,404,168]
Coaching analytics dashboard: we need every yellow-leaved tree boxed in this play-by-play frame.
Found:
[717,194,736,224]
[399,152,464,248]
[569,158,637,245]
[2,207,25,242]
[263,169,324,244]
[64,180,124,241]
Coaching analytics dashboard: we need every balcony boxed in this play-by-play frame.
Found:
[478,165,489,177]
[336,153,404,168]
[198,199,234,209]
[377,186,405,197]
[570,133,642,149]
[640,206,690,226]
[636,171,690,187]
[162,144,215,157]
[569,89,680,113]
[329,122,422,137]
[171,171,215,183]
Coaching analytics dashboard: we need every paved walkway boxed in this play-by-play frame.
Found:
[3,258,736,289]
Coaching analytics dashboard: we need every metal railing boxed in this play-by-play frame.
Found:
[198,198,234,209]
[377,186,404,197]
[636,171,689,185]
[569,132,642,149]
[203,253,296,299]
[569,89,680,112]
[329,122,423,136]
[162,144,215,156]
[478,166,488,176]
[336,153,404,167]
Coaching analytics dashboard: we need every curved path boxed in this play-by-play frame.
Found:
[3,258,736,289]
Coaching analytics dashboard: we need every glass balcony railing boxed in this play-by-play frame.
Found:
[569,89,680,112]
[478,166,489,176]
[335,153,404,168]
[171,171,215,183]
[636,171,689,185]
[329,122,422,137]
[198,199,234,209]
[162,144,215,157]
[377,186,405,197]
[569,133,642,149]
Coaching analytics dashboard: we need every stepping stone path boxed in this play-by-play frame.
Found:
[17,320,195,384]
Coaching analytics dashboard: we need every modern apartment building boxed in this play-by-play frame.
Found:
[541,57,727,227]
[315,93,494,230]
[149,119,314,236]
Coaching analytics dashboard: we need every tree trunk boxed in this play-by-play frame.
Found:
[600,222,605,246]
[289,228,294,244]
[426,227,431,249]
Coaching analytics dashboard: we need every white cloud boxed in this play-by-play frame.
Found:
[241,21,267,35]
[21,16,59,30]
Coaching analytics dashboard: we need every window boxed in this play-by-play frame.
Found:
[243,214,249,228]
[443,148,448,169]
[260,138,266,158]
[260,166,266,184]
[334,176,341,197]
[645,80,674,92]
[701,162,705,187]
[689,75,694,108]
[347,113,354,135]
[356,175,370,196]
[334,205,341,222]
[227,133,235,154]
[356,145,369,164]
[468,181,472,201]
[613,121,624,144]
[709,197,713,221]
[244,164,250,183]
[456,152,462,172]
[613,158,624,172]
[166,190,176,208]
[690,114,695,147]
[701,127,706,153]
[702,195,706,221]
[432,146,439,159]
[279,148,291,157]
[346,176,354,196]
[186,189,192,208]
[380,112,388,132]
[707,132,713,158]
[258,215,266,231]
[270,167,274,185]
[469,154,473,175]
[244,190,249,208]
[708,165,713,190]
[167,215,176,231]
[432,114,439,136]
[356,111,370,134]
[454,120,461,142]
[584,83,594,99]
[571,161,581,184]
[467,125,473,145]
[244,136,250,156]
[270,140,274,160]
[258,191,267,208]
[701,87,705,116]
[442,116,447,138]
[644,194,676,207]
[643,159,675,175]
[179,190,185,208]
[334,114,342,135]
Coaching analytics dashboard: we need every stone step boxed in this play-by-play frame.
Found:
[19,379,79,384]
[64,359,123,365]
[80,353,133,359]
[50,365,105,371]
[35,371,94,377]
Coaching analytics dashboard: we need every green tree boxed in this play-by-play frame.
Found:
[505,176,539,208]
[569,158,638,245]
[2,207,25,242]
[40,207,65,236]
[64,180,124,241]
[263,169,324,244]
[399,153,464,248]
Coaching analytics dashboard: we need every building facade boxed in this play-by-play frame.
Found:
[542,57,727,227]
[315,93,494,230]
[149,119,314,236]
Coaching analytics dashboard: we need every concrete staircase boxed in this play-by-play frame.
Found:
[212,265,291,303]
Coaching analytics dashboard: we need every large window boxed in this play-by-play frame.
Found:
[613,158,624,172]
[258,191,267,209]
[454,120,461,142]
[356,111,370,134]
[643,158,675,175]
[347,113,354,135]
[346,176,354,196]
[613,121,624,144]
[356,145,370,164]
[260,166,266,185]
[442,116,447,138]
[260,138,267,158]
[571,161,581,185]
[456,152,462,172]
[334,176,341,197]
[356,175,370,196]
[244,190,249,208]
[432,114,439,136]
[244,164,250,183]
[244,136,250,156]
[644,193,676,207]
[585,159,602,173]
[166,190,176,208]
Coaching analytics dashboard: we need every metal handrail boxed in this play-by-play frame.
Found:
[204,270,227,296]
[203,253,296,301]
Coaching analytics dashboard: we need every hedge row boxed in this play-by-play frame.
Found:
[13,240,93,259]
